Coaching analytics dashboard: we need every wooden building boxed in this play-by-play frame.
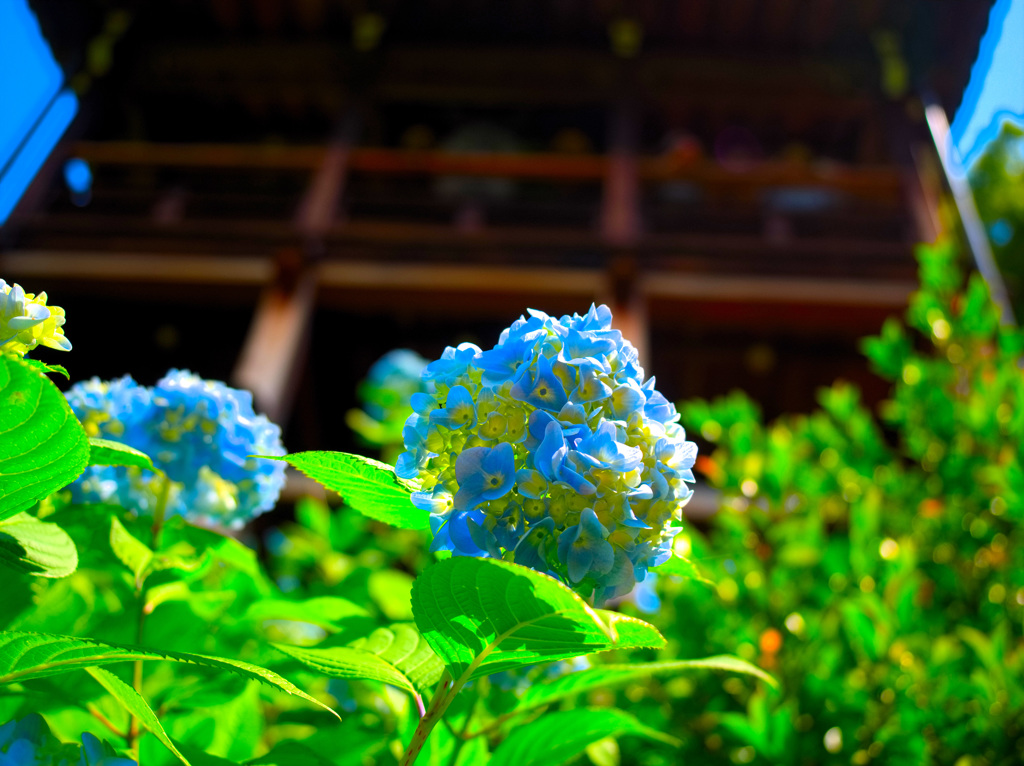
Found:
[0,0,992,453]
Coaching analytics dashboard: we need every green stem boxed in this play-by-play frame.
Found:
[150,473,171,550]
[445,694,477,766]
[126,474,172,757]
[400,672,457,766]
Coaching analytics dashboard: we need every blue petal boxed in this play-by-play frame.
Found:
[411,488,452,513]
[566,543,594,583]
[511,353,568,412]
[449,510,487,555]
[573,363,613,403]
[610,383,645,419]
[395,451,423,480]
[534,421,566,482]
[410,393,437,415]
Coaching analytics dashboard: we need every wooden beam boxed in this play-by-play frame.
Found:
[0,249,916,317]
[0,251,273,284]
[641,271,914,307]
[317,261,604,295]
[72,142,904,201]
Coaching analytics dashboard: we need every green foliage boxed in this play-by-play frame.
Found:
[273,622,444,698]
[489,708,675,766]
[970,121,1024,318]
[515,657,774,715]
[349,623,445,694]
[0,352,89,522]
[88,438,156,472]
[667,241,1024,765]
[86,666,191,766]
[0,630,334,720]
[411,556,665,681]
[0,512,77,578]
[273,641,424,697]
[19,358,70,379]
[266,451,429,530]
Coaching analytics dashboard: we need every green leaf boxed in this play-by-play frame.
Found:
[110,516,153,582]
[244,597,370,631]
[584,738,619,766]
[348,623,444,694]
[515,656,776,715]
[0,352,90,523]
[489,708,676,766]
[262,451,427,530]
[148,543,208,575]
[145,581,193,613]
[0,512,78,578]
[368,569,415,621]
[411,557,664,682]
[172,742,239,766]
[86,666,191,766]
[275,624,442,697]
[247,741,335,766]
[273,643,419,696]
[20,358,70,380]
[0,629,338,720]
[654,552,714,585]
[88,437,156,472]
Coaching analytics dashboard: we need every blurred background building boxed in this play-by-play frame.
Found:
[0,0,999,456]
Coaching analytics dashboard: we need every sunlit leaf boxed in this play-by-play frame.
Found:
[19,358,69,380]
[110,516,153,582]
[0,630,337,719]
[514,656,776,715]
[411,557,664,682]
[86,666,191,766]
[274,643,417,695]
[489,708,676,766]
[0,352,90,522]
[348,622,444,694]
[0,512,77,578]
[88,437,156,472]
[275,622,443,697]
[654,552,714,585]
[245,597,370,631]
[262,451,427,530]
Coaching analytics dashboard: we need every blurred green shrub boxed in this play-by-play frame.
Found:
[970,121,1024,319]
[649,242,1024,765]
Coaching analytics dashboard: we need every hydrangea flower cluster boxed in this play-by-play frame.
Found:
[347,349,430,461]
[0,280,71,357]
[67,369,286,528]
[0,715,135,766]
[396,304,697,602]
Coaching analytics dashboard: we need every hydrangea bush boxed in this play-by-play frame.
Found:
[397,304,697,601]
[66,370,286,528]
[0,284,758,766]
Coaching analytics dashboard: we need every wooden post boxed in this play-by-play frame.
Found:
[601,98,650,368]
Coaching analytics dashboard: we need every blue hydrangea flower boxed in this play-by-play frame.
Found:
[66,369,286,528]
[347,350,430,461]
[397,304,697,603]
[0,715,135,766]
